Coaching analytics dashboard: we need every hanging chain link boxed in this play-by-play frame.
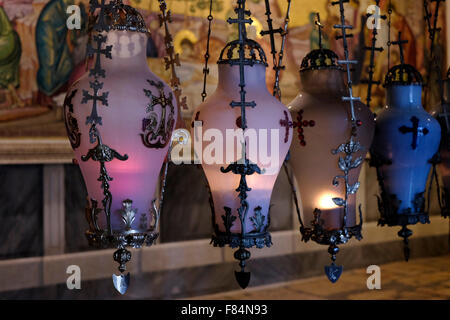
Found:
[424,0,446,104]
[387,0,392,70]
[158,0,188,110]
[260,0,291,100]
[201,0,214,102]
[361,0,386,109]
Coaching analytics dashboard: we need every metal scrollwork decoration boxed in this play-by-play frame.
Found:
[63,89,81,149]
[141,80,175,149]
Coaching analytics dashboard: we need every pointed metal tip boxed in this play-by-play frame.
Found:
[325,264,343,283]
[112,272,130,294]
[404,246,410,262]
[234,271,251,289]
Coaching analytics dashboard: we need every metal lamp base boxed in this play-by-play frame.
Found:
[300,207,363,283]
[211,231,272,249]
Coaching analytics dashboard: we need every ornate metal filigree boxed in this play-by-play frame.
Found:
[211,231,272,249]
[64,89,81,149]
[90,0,148,33]
[222,207,236,234]
[331,138,364,225]
[218,39,268,67]
[301,207,363,246]
[250,206,265,233]
[141,80,175,148]
[300,48,343,72]
[81,127,128,236]
[370,150,431,261]
[120,200,136,231]
[384,32,423,87]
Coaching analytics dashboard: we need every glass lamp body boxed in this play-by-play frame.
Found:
[288,69,375,230]
[431,80,450,213]
[192,63,292,245]
[64,30,176,236]
[372,85,440,215]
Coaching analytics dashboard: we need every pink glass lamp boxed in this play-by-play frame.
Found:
[63,0,176,294]
[191,0,292,289]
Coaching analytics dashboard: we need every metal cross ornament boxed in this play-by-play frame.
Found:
[361,0,386,108]
[87,34,112,79]
[315,13,324,49]
[391,32,408,65]
[89,0,113,32]
[158,0,188,110]
[399,116,430,150]
[82,80,109,125]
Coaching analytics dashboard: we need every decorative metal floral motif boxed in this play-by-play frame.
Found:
[250,206,265,233]
[331,137,363,218]
[63,89,81,149]
[120,199,137,230]
[81,127,128,236]
[222,207,236,234]
[139,213,148,230]
[141,80,175,149]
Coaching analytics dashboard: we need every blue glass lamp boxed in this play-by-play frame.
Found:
[370,33,441,261]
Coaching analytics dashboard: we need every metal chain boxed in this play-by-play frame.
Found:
[273,0,292,99]
[158,0,188,110]
[332,0,362,230]
[387,0,392,70]
[201,0,214,102]
[260,0,292,100]
[332,0,360,129]
[361,0,386,109]
[424,0,445,103]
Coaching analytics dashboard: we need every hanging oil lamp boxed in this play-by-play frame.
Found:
[370,32,441,260]
[191,0,292,289]
[431,68,450,219]
[63,0,177,294]
[288,9,375,283]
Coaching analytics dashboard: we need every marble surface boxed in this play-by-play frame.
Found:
[0,234,447,299]
[64,164,92,253]
[0,165,43,259]
[196,254,450,300]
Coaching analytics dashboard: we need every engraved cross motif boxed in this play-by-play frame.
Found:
[399,116,429,150]
[87,34,112,79]
[82,79,109,125]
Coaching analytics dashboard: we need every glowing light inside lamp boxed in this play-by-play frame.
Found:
[318,193,340,209]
